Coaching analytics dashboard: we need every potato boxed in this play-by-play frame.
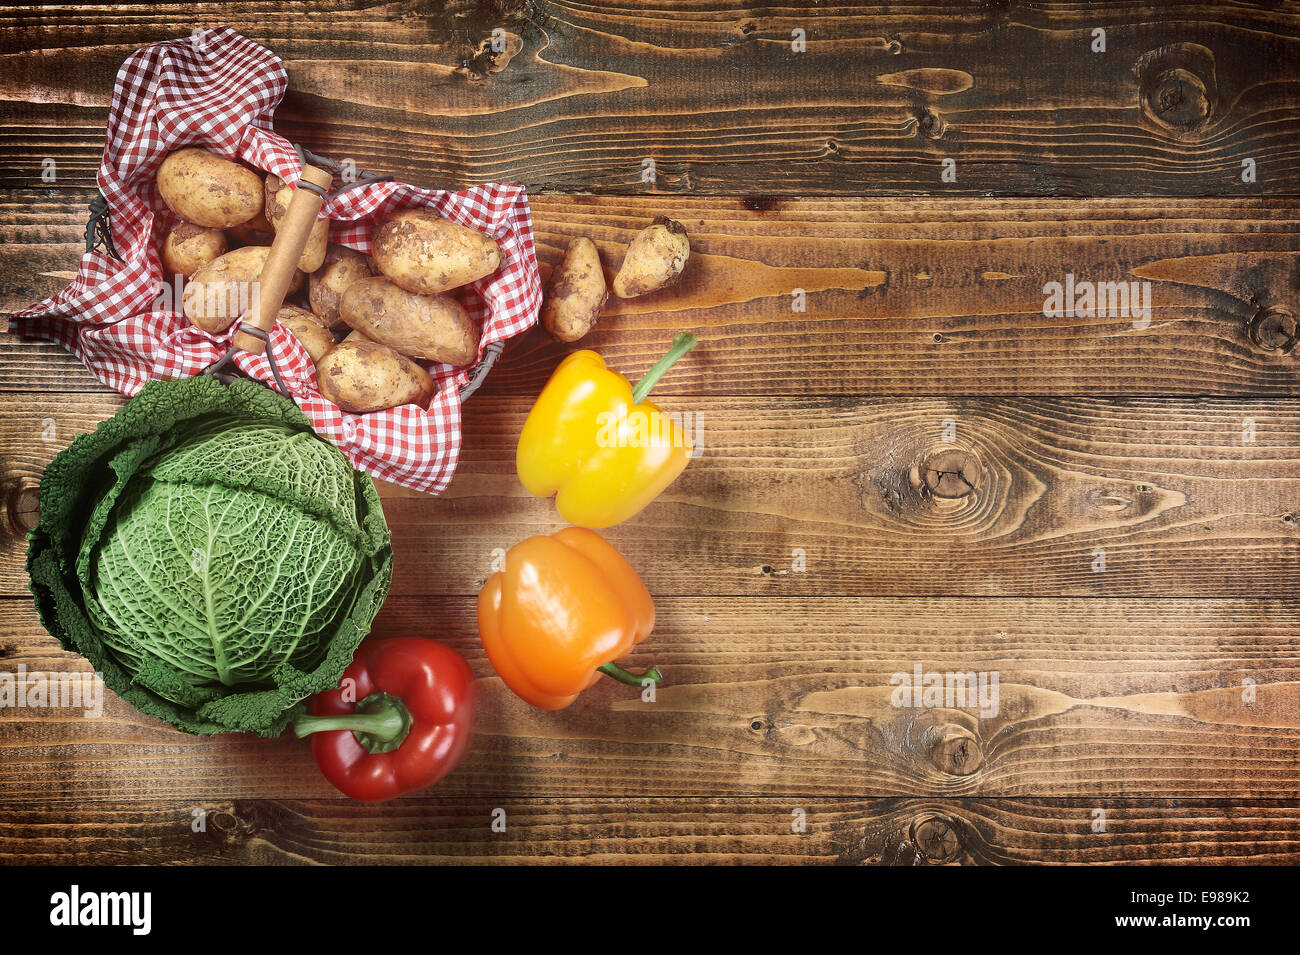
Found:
[541,237,607,342]
[341,276,478,366]
[156,148,263,229]
[613,216,689,298]
[277,305,335,365]
[181,246,303,333]
[225,207,275,246]
[264,173,289,222]
[371,207,501,295]
[278,302,328,328]
[316,340,434,413]
[161,222,227,278]
[265,173,329,273]
[310,244,375,330]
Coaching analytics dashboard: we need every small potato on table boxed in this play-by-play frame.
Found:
[613,216,690,299]
[541,236,607,342]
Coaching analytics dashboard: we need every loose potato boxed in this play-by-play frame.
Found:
[225,207,275,246]
[181,246,303,333]
[541,237,607,342]
[161,222,227,278]
[265,173,329,273]
[341,276,478,366]
[613,216,689,298]
[371,207,501,295]
[277,305,335,365]
[316,340,434,413]
[310,244,376,330]
[156,148,263,229]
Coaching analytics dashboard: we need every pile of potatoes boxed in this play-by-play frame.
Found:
[156,147,502,413]
[541,216,690,343]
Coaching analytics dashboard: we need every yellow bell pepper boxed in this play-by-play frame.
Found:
[516,334,698,528]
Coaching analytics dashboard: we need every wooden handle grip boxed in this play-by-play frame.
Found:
[232,164,334,355]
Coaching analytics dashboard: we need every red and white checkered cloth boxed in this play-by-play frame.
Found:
[11,27,541,495]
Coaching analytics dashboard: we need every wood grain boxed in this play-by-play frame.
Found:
[2,393,1296,598]
[3,0,1299,867]
[5,192,1299,397]
[3,595,1299,801]
[1,2,1299,195]
[1,796,1296,865]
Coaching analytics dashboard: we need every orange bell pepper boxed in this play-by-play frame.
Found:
[476,527,660,709]
[516,334,698,528]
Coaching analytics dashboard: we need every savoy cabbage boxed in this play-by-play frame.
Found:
[28,376,392,736]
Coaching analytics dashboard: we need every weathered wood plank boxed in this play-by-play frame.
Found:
[1,393,1296,597]
[1,2,1298,195]
[4,193,1299,396]
[1,796,1296,865]
[2,596,1299,800]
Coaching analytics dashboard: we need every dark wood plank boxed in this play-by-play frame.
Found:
[1,3,1298,196]
[1,796,1296,865]
[3,596,1299,800]
[4,192,1299,397]
[2,393,1297,598]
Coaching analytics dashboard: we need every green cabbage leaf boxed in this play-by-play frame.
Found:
[27,375,392,736]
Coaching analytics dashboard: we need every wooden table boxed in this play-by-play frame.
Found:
[1,2,1298,865]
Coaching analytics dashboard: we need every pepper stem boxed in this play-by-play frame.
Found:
[293,691,413,755]
[598,661,663,687]
[630,333,698,405]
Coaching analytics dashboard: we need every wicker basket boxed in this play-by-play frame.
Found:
[80,144,504,402]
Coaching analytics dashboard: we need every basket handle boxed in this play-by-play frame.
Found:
[232,164,333,355]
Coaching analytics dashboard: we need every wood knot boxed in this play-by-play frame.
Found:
[910,814,963,863]
[1248,306,1297,353]
[1135,44,1217,135]
[914,107,947,139]
[2,477,40,538]
[912,449,982,499]
[459,30,524,80]
[928,723,984,776]
[1145,68,1211,129]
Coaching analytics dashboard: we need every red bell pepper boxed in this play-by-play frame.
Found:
[294,638,476,802]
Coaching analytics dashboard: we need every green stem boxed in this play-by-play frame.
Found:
[630,333,698,405]
[293,691,413,754]
[598,661,663,687]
